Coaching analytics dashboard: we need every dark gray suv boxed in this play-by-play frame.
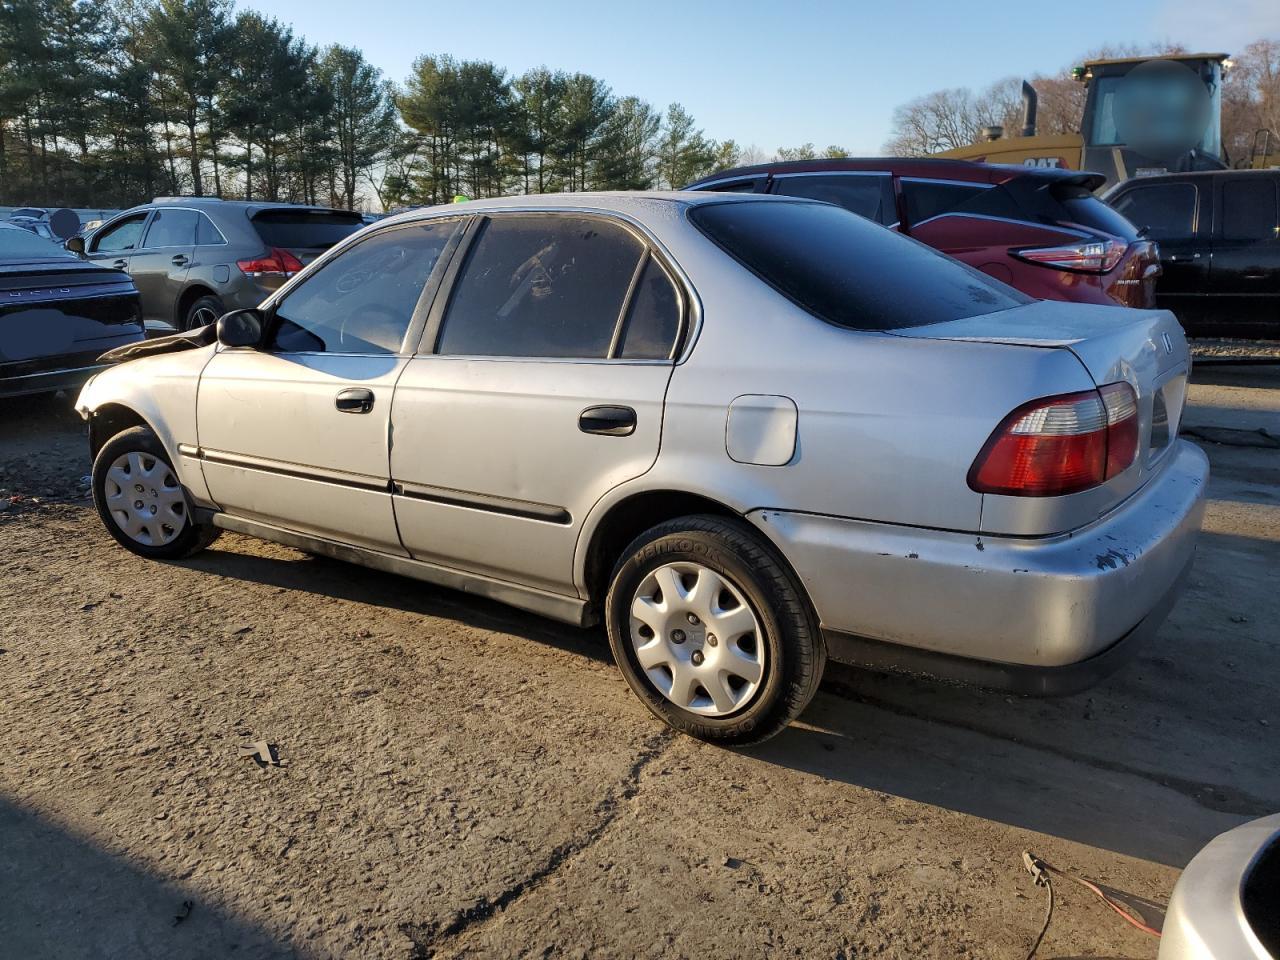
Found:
[69,198,365,331]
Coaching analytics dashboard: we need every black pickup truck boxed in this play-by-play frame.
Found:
[1106,169,1280,338]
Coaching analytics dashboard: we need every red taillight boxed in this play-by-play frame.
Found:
[969,382,1139,497]
[1013,239,1127,273]
[237,247,304,278]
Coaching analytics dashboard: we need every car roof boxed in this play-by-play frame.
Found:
[1110,168,1279,185]
[685,157,1103,190]
[386,190,796,222]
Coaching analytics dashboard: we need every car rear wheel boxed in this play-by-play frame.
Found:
[183,294,223,331]
[92,426,220,560]
[605,515,825,745]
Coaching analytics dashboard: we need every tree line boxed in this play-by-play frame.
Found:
[0,0,844,211]
[884,39,1280,164]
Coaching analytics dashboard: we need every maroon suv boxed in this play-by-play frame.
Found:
[685,158,1160,308]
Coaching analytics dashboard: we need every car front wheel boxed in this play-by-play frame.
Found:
[92,425,220,560]
[605,515,825,745]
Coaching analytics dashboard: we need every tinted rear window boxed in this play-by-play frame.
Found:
[690,199,1029,331]
[251,209,363,249]
[1051,184,1139,240]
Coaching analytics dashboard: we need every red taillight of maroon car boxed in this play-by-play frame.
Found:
[1013,239,1127,273]
[237,247,305,278]
[969,382,1139,496]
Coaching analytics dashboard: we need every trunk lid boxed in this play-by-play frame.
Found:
[0,259,142,365]
[893,299,1190,528]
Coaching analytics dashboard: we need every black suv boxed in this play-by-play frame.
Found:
[1106,169,1280,338]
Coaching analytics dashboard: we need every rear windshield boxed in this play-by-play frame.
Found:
[251,209,363,249]
[1051,185,1140,240]
[0,225,73,259]
[689,199,1029,331]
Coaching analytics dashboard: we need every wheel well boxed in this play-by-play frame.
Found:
[583,491,740,607]
[175,285,217,327]
[88,403,150,458]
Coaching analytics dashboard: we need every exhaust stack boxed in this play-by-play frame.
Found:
[1021,81,1038,138]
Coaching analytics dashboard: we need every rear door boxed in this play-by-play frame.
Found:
[1108,180,1207,323]
[1206,174,1280,334]
[128,207,197,327]
[196,218,462,551]
[390,212,683,596]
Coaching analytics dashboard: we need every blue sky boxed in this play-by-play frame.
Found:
[243,0,1279,154]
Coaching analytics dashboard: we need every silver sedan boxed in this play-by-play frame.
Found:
[76,192,1207,743]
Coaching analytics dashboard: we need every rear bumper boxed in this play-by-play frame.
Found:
[0,361,112,399]
[750,439,1208,686]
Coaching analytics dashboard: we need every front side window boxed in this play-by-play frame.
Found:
[269,220,459,355]
[92,213,149,253]
[690,199,1029,331]
[772,174,895,223]
[438,215,645,359]
[1110,183,1197,240]
[1220,179,1279,241]
[142,208,198,248]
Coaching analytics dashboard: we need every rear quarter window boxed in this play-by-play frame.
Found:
[251,209,364,249]
[690,199,1029,331]
[1109,183,1197,240]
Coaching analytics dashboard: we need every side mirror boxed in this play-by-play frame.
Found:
[216,308,264,347]
[65,235,85,255]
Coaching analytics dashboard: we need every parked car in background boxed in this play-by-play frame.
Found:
[77,192,1206,744]
[1106,169,1280,338]
[68,198,365,332]
[685,158,1161,309]
[0,223,142,398]
[1159,812,1280,960]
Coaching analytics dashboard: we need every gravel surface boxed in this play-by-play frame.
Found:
[1,370,1278,960]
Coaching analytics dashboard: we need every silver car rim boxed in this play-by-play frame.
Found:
[189,304,219,328]
[629,562,766,717]
[103,452,188,546]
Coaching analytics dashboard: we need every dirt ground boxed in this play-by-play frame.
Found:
[1,365,1277,960]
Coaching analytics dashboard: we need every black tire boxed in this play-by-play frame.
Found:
[605,514,825,746]
[182,294,223,331]
[92,425,220,560]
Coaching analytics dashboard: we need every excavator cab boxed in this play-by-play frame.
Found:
[1078,54,1227,185]
[936,53,1230,191]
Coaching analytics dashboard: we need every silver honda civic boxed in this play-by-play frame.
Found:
[76,192,1208,744]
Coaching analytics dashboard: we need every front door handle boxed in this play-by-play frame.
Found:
[171,254,189,266]
[579,405,636,436]
[336,387,375,414]
[110,258,127,270]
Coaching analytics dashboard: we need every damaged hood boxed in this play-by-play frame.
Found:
[98,322,217,364]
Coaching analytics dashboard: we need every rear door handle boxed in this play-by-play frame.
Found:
[171,254,189,266]
[336,387,375,414]
[579,405,636,436]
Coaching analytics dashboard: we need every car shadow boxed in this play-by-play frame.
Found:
[186,522,1277,870]
[0,795,289,958]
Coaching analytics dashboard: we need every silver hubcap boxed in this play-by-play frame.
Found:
[629,562,766,717]
[103,452,187,546]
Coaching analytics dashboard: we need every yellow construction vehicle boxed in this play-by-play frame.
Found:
[938,53,1231,189]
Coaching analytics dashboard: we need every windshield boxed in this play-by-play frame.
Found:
[689,199,1029,332]
[0,224,74,260]
[1087,61,1222,160]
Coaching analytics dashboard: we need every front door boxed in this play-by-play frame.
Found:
[1109,180,1209,328]
[196,218,462,552]
[128,207,196,327]
[390,213,684,596]
[84,210,151,275]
